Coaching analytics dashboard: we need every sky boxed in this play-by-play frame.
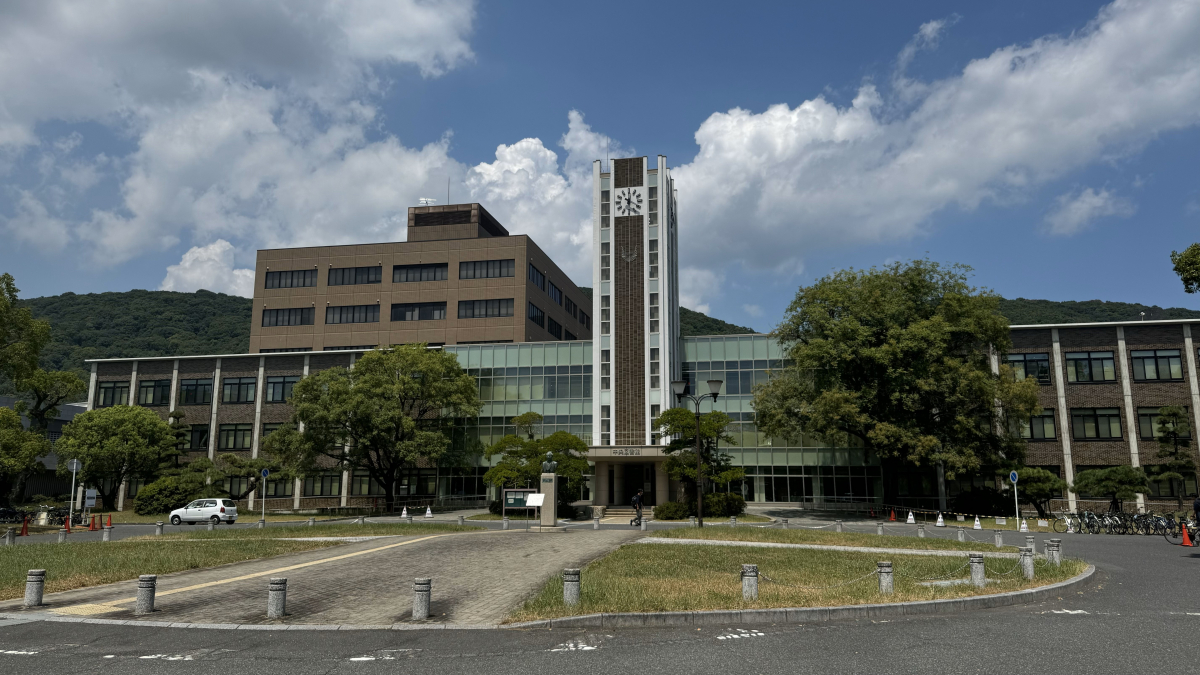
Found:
[1,0,1199,333]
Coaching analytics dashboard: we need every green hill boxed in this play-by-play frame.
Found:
[576,287,756,336]
[997,298,1200,325]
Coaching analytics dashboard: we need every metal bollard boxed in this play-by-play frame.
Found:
[835,519,843,533]
[1025,535,1035,553]
[155,521,164,536]
[136,575,157,615]
[877,522,884,535]
[457,515,465,526]
[412,578,432,620]
[562,568,581,606]
[1019,547,1035,580]
[3,527,14,545]
[877,561,893,594]
[917,524,926,538]
[593,516,600,530]
[957,526,965,542]
[994,530,1003,547]
[24,570,46,607]
[781,518,788,529]
[502,517,510,530]
[101,527,111,542]
[308,517,316,527]
[969,553,986,588]
[1048,539,1062,566]
[730,516,737,527]
[57,527,66,543]
[267,578,287,619]
[741,564,759,601]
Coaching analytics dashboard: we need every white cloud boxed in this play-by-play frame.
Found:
[160,240,255,297]
[672,0,1200,273]
[1,191,70,252]
[742,304,763,318]
[1044,187,1135,234]
[679,268,722,315]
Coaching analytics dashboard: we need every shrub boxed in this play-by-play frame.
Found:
[488,499,503,515]
[653,501,689,520]
[703,492,746,517]
[133,477,203,515]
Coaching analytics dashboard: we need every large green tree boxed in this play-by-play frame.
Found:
[263,345,480,511]
[483,413,590,508]
[1171,244,1200,294]
[1148,406,1194,510]
[1071,466,1149,513]
[652,407,743,509]
[0,407,49,507]
[1016,467,1068,518]
[753,260,1041,492]
[0,273,50,382]
[55,405,178,510]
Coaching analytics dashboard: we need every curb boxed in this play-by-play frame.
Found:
[636,537,1024,558]
[505,564,1096,630]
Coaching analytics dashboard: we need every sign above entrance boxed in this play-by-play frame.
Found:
[587,445,669,459]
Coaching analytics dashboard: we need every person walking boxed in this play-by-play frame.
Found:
[1192,494,1200,525]
[631,489,644,526]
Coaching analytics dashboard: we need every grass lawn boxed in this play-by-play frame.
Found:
[653,526,1016,552]
[82,512,348,525]
[467,513,535,521]
[144,522,482,540]
[0,539,340,602]
[656,513,773,523]
[509,543,1087,622]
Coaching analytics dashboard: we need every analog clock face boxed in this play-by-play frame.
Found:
[614,188,643,216]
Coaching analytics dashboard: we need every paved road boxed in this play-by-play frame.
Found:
[2,516,1193,673]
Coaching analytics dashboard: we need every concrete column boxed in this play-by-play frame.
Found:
[293,478,302,510]
[877,561,893,594]
[249,356,266,511]
[655,460,668,507]
[267,578,287,619]
[1025,535,1036,553]
[136,575,157,615]
[85,362,98,411]
[741,564,758,601]
[412,578,431,620]
[613,463,625,507]
[594,461,609,506]
[1050,329,1077,511]
[562,568,581,606]
[1019,547,1035,580]
[24,570,46,607]
[969,553,985,588]
[208,358,222,461]
[1048,539,1062,566]
[117,480,126,512]
[168,359,180,412]
[1115,327,1145,511]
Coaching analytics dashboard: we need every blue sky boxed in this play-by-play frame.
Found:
[1,0,1198,332]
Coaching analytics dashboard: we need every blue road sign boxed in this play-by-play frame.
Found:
[1009,470,1018,484]
[261,468,270,478]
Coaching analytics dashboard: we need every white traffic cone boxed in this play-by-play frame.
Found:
[424,506,433,519]
[935,512,945,527]
[401,506,408,518]
[906,511,916,524]
[1020,519,1029,532]
[973,515,982,530]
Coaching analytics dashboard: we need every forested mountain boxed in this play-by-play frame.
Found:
[997,298,1200,325]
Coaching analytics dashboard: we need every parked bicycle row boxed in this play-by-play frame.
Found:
[1051,510,1195,540]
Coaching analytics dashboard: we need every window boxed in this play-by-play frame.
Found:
[457,299,514,319]
[648,239,659,279]
[459,259,515,279]
[649,346,660,389]
[649,185,658,225]
[600,242,610,282]
[262,308,314,327]
[264,477,293,497]
[326,304,380,324]
[261,423,282,437]
[564,330,577,341]
[303,474,342,497]
[600,185,610,229]
[1071,408,1122,439]
[328,265,382,286]
[600,349,611,390]
[547,317,563,340]
[259,347,312,353]
[183,424,209,451]
[178,379,213,405]
[1065,351,1116,382]
[1020,410,1057,440]
[323,345,376,351]
[600,295,610,335]
[266,376,300,402]
[547,281,562,306]
[391,302,447,321]
[218,423,253,450]
[649,290,660,334]
[265,269,317,289]
[393,263,448,282]
[96,381,130,407]
[565,297,578,319]
[1131,349,1183,381]
[1007,353,1051,384]
[137,380,171,406]
[528,302,545,328]
[528,263,545,291]
[222,377,256,404]
[579,311,590,329]
[1138,407,1191,439]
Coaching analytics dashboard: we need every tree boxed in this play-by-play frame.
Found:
[263,345,481,512]
[0,408,49,507]
[753,260,1042,487]
[1071,466,1149,513]
[1148,406,1194,510]
[652,407,743,511]
[12,369,87,434]
[483,413,590,508]
[0,273,50,382]
[1016,467,1068,518]
[55,406,177,510]
[1171,244,1200,294]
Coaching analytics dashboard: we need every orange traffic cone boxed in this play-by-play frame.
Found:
[1182,525,1193,547]
[889,509,897,522]
[88,515,97,531]
[19,516,28,536]
[106,514,113,528]
[65,518,71,534]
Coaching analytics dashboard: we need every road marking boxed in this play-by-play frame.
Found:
[138,654,194,660]
[549,638,600,652]
[717,628,766,640]
[1049,609,1089,615]
[0,650,39,655]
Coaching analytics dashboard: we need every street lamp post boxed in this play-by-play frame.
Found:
[671,378,723,528]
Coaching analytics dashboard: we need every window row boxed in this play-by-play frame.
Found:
[101,376,299,407]
[1009,349,1187,383]
[1018,406,1193,441]
[262,308,314,327]
[264,259,517,289]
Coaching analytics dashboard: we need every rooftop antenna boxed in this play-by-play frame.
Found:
[419,197,437,206]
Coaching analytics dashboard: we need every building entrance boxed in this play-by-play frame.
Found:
[607,462,656,507]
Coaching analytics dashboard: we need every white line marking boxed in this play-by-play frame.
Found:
[1049,609,1089,615]
[138,654,194,660]
[717,628,766,640]
[0,650,39,655]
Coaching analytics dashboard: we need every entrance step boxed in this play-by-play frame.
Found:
[604,508,639,517]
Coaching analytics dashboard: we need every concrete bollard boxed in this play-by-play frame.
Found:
[994,530,1003,547]
[781,518,788,529]
[358,516,367,525]
[267,578,287,619]
[207,520,215,531]
[1019,547,1035,580]
[101,527,111,542]
[640,517,648,531]
[835,519,843,533]
[155,521,164,536]
[741,564,759,601]
[412,578,432,620]
[1048,539,1062,566]
[689,516,696,527]
[917,524,925,538]
[562,568,581,607]
[457,515,465,526]
[57,527,66,543]
[957,526,965,542]
[877,561,893,594]
[405,516,413,525]
[502,517,510,530]
[969,553,986,588]
[24,569,46,607]
[730,516,737,527]
[308,517,316,527]
[1025,535,1035,553]
[593,516,600,530]
[877,522,884,536]
[256,519,265,529]
[136,575,157,615]
[3,527,14,545]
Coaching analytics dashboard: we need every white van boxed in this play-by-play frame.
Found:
[169,499,238,525]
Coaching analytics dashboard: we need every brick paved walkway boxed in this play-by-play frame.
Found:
[0,529,640,626]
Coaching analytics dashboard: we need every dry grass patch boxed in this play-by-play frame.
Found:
[655,525,1015,552]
